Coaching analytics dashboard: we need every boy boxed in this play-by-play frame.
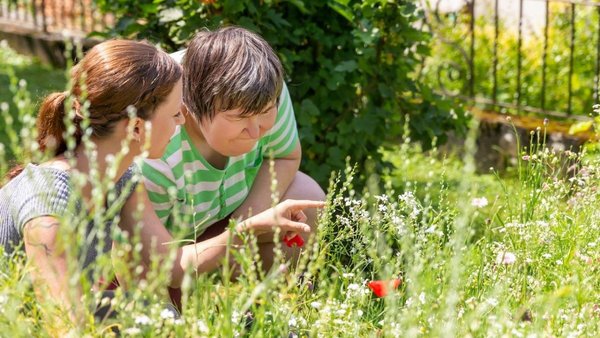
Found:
[142,27,325,266]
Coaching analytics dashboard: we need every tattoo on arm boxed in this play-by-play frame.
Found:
[25,221,60,256]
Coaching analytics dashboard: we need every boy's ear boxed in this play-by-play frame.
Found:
[181,102,200,123]
[181,102,190,116]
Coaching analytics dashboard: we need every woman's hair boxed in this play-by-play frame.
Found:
[6,39,181,181]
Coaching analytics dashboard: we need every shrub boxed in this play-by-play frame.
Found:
[94,0,468,186]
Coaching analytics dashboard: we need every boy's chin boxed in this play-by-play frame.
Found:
[220,143,258,157]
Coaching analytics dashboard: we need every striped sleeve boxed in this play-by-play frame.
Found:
[262,83,299,157]
[142,158,177,224]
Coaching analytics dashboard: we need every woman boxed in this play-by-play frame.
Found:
[0,39,322,327]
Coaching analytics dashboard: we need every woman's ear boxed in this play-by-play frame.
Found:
[131,117,144,142]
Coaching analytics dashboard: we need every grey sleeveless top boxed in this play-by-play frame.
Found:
[0,164,139,278]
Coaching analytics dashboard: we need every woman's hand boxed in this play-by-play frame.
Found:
[235,199,325,236]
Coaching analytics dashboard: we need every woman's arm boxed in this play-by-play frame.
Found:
[118,184,323,288]
[23,216,83,327]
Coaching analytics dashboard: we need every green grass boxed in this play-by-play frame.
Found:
[0,41,67,159]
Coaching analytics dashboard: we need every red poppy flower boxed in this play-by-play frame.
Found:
[367,279,401,298]
[283,233,304,247]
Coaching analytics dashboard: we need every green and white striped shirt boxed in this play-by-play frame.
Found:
[142,83,298,237]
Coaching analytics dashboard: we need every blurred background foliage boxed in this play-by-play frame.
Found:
[422,2,599,118]
[0,42,66,161]
[93,0,468,187]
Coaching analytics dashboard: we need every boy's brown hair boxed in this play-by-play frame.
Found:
[182,26,284,121]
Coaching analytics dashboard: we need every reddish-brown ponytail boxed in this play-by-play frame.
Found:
[36,91,84,156]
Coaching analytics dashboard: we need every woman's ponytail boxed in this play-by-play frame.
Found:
[36,91,83,157]
[4,91,82,182]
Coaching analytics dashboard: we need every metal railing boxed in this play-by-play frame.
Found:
[421,0,600,120]
[0,0,110,36]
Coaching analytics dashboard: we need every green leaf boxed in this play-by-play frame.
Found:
[284,0,309,14]
[158,8,184,23]
[327,0,354,22]
[301,99,320,117]
[334,60,358,73]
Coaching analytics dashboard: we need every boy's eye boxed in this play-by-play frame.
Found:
[227,114,244,121]
[260,105,276,115]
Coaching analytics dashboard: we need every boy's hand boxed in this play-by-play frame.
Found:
[236,199,324,236]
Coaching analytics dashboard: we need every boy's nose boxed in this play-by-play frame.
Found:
[246,119,260,139]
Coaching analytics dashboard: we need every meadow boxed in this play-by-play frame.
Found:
[2,43,600,337]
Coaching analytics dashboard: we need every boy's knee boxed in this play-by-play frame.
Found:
[286,171,325,202]
[283,172,325,232]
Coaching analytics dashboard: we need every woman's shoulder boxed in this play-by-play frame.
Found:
[7,164,71,192]
[1,164,71,204]
[115,163,142,197]
[1,164,73,233]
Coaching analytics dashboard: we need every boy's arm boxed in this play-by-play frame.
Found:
[118,184,318,287]
[232,141,301,219]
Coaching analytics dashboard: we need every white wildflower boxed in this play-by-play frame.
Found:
[122,327,142,335]
[197,320,209,333]
[134,315,151,326]
[231,310,241,323]
[375,195,389,202]
[348,283,360,291]
[288,316,297,328]
[471,197,488,208]
[160,308,175,320]
[310,301,322,309]
[496,251,516,265]
[487,298,499,307]
[333,318,346,325]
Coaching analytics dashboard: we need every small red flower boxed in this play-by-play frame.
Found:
[367,279,401,298]
[283,233,304,247]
